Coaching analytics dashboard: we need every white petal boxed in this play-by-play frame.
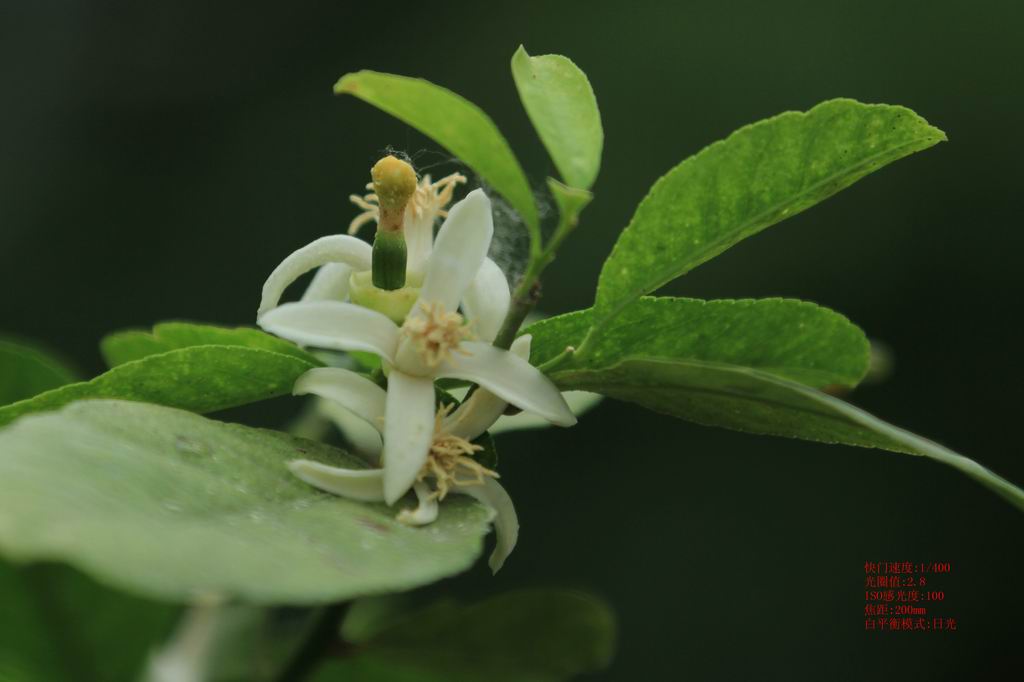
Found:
[301,263,352,303]
[382,371,436,505]
[438,341,576,427]
[453,478,518,573]
[404,209,435,281]
[258,301,399,362]
[417,189,493,312]
[294,368,385,433]
[395,482,439,526]
[491,391,604,434]
[461,257,510,343]
[258,235,372,316]
[442,335,531,441]
[287,459,385,502]
[315,398,383,461]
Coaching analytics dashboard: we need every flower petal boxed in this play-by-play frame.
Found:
[438,341,576,427]
[395,482,439,526]
[293,367,386,433]
[301,263,353,304]
[453,478,518,573]
[417,189,493,312]
[258,301,399,362]
[258,235,372,316]
[461,257,510,343]
[443,335,531,441]
[404,210,435,281]
[491,391,604,434]
[316,399,383,461]
[287,459,385,502]
[382,371,436,505]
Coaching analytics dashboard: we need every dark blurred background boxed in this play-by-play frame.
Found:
[2,1,1022,679]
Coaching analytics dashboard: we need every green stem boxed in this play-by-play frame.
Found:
[272,603,349,682]
[372,231,407,290]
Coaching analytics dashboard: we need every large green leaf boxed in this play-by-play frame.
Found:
[529,297,870,389]
[101,321,320,368]
[528,303,1024,512]
[0,338,77,406]
[592,99,946,331]
[0,400,494,603]
[335,70,538,239]
[511,46,603,190]
[0,343,321,428]
[317,590,616,682]
[0,562,177,682]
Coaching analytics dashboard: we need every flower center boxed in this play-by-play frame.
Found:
[348,172,467,236]
[417,404,497,501]
[400,302,474,367]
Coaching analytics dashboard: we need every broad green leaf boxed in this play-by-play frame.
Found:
[0,338,77,406]
[593,99,946,330]
[511,46,603,189]
[0,344,322,428]
[101,321,320,368]
[317,590,616,682]
[0,562,176,682]
[529,297,870,389]
[0,400,494,603]
[335,71,539,240]
[528,304,1024,512]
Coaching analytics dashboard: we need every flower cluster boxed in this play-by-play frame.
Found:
[257,156,575,571]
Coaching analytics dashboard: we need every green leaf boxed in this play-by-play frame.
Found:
[318,590,616,682]
[529,302,1024,512]
[0,343,321,428]
[0,562,177,682]
[335,70,538,240]
[0,400,494,603]
[529,297,870,389]
[101,321,320,368]
[511,46,603,190]
[0,338,78,406]
[593,99,947,331]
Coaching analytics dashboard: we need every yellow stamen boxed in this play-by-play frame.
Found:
[348,172,467,235]
[400,301,474,368]
[416,404,497,501]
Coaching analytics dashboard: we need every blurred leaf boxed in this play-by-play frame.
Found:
[0,400,494,603]
[593,99,946,330]
[0,344,322,428]
[101,321,320,368]
[529,297,870,389]
[0,338,77,406]
[335,70,538,237]
[318,590,615,682]
[530,308,1024,512]
[512,46,603,189]
[0,562,176,682]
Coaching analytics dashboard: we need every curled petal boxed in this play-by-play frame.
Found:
[294,368,385,434]
[396,482,439,526]
[316,399,383,461]
[438,341,576,427]
[462,258,511,343]
[287,460,385,502]
[491,391,604,434]
[301,263,353,304]
[453,478,519,573]
[382,371,436,505]
[417,189,493,313]
[258,301,399,362]
[258,235,371,316]
[443,335,531,442]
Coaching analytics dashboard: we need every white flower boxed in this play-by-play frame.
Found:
[258,175,510,342]
[259,190,576,506]
[285,336,534,573]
